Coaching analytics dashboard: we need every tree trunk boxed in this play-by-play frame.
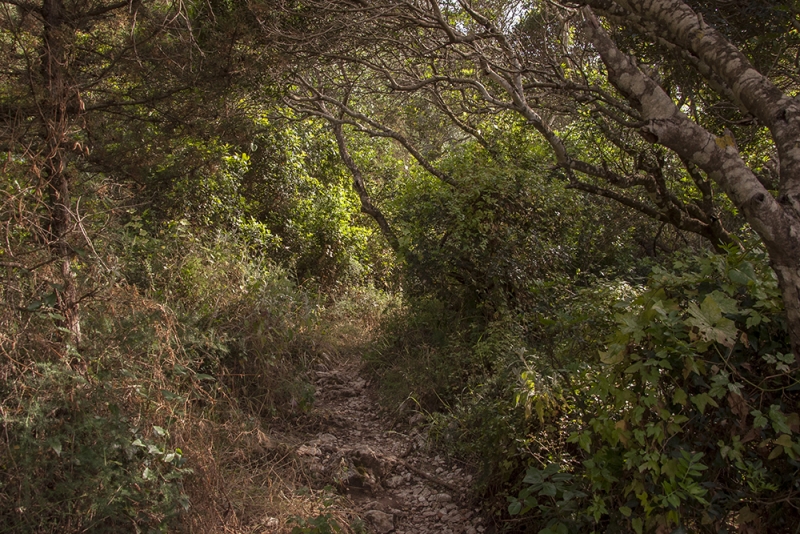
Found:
[583,4,800,354]
[331,122,400,252]
[773,261,800,353]
[41,0,81,347]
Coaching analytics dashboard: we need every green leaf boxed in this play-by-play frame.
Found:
[686,295,739,347]
[632,517,643,534]
[690,393,718,414]
[542,463,560,477]
[709,290,739,314]
[539,482,557,497]
[619,506,632,517]
[768,445,784,460]
[672,388,687,406]
[48,438,62,457]
[624,362,642,374]
[599,347,625,365]
[523,468,543,486]
[578,432,591,453]
[769,405,792,434]
[728,263,756,285]
[160,389,183,401]
[751,410,768,428]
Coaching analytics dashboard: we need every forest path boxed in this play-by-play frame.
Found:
[286,357,488,534]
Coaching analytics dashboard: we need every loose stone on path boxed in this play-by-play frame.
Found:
[292,363,485,533]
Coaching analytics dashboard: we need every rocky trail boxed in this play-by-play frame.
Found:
[282,359,489,534]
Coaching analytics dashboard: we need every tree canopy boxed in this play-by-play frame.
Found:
[1,1,799,532]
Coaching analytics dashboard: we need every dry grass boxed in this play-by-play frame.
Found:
[176,286,395,534]
[0,239,394,533]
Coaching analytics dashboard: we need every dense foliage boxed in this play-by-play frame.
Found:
[2,0,799,532]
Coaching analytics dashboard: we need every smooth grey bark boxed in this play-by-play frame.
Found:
[582,3,800,354]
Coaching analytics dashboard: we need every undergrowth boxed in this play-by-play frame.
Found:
[368,244,799,533]
[0,222,391,533]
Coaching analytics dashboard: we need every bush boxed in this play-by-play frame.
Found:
[509,245,797,533]
[0,221,365,532]
[0,291,194,533]
[0,368,190,533]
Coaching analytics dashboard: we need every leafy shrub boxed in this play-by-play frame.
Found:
[507,245,797,533]
[0,292,195,533]
[0,218,373,532]
[0,367,190,533]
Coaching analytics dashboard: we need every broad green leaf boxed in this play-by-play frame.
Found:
[751,410,768,428]
[709,291,739,314]
[686,295,738,347]
[768,445,784,460]
[599,347,625,365]
[539,482,557,497]
[523,468,543,486]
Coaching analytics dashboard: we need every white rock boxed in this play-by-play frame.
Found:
[386,475,405,488]
[296,445,320,456]
[263,517,279,531]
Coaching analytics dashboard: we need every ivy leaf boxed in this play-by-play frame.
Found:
[672,388,687,406]
[691,393,718,414]
[686,295,738,347]
[769,405,791,434]
[751,410,768,428]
